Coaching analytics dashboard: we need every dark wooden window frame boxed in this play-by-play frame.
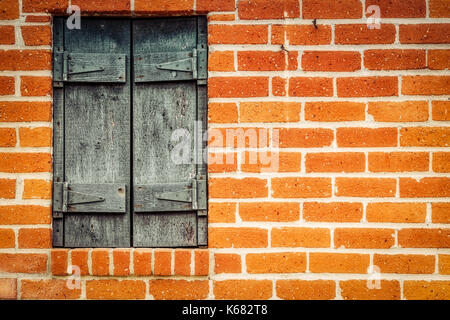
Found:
[52,16,208,248]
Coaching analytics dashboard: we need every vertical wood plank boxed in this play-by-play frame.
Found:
[63,18,131,247]
[132,18,199,247]
[52,17,65,247]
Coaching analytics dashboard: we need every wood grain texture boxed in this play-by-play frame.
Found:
[63,18,131,247]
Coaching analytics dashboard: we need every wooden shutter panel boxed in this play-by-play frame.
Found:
[52,18,131,247]
[132,17,208,247]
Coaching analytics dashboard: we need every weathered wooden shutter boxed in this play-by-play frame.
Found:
[53,17,208,248]
[52,18,131,247]
[132,17,208,247]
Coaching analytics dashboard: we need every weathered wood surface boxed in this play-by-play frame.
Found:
[132,18,199,247]
[63,18,131,247]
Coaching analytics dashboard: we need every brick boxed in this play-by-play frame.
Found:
[209,178,267,198]
[208,51,234,72]
[0,76,14,95]
[310,253,370,273]
[154,250,171,276]
[209,77,268,98]
[194,250,209,276]
[368,101,428,122]
[135,0,192,14]
[19,127,52,147]
[337,76,398,97]
[400,24,450,44]
[336,178,396,197]
[238,0,299,19]
[0,279,16,299]
[25,15,51,22]
[271,227,330,248]
[278,128,334,148]
[71,249,89,276]
[404,281,450,300]
[0,50,51,70]
[242,152,301,173]
[22,0,68,13]
[429,50,450,70]
[174,250,191,276]
[209,25,267,44]
[20,76,51,96]
[0,178,15,199]
[208,202,236,223]
[432,101,450,121]
[305,102,365,122]
[302,51,361,72]
[364,49,425,70]
[335,24,396,45]
[272,77,286,96]
[430,0,450,17]
[21,26,51,46]
[18,228,51,248]
[247,252,306,273]
[369,152,429,172]
[208,103,238,123]
[439,255,450,274]
[150,280,209,300]
[72,0,130,13]
[113,249,130,276]
[0,0,19,19]
[91,249,110,276]
[240,102,300,123]
[340,280,400,300]
[374,254,435,274]
[51,249,68,276]
[238,51,286,71]
[208,13,235,21]
[0,253,47,273]
[432,203,450,224]
[214,254,241,274]
[272,177,331,198]
[334,228,395,249]
[303,202,363,222]
[209,127,269,148]
[289,77,333,97]
[0,101,52,122]
[401,127,450,147]
[0,229,14,248]
[208,152,236,173]
[303,0,362,18]
[276,280,335,300]
[21,279,81,300]
[0,205,50,224]
[367,203,427,223]
[0,26,14,44]
[209,228,268,248]
[86,280,146,300]
[306,152,365,173]
[272,25,332,45]
[197,0,235,12]
[398,228,450,248]
[366,0,425,18]
[0,153,52,173]
[402,76,450,95]
[239,202,299,222]
[214,280,272,300]
[337,127,397,147]
[133,249,152,276]
[400,177,450,197]
[23,179,51,199]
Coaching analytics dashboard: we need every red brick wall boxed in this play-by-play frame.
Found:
[0,0,449,300]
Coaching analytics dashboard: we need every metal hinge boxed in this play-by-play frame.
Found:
[54,182,105,213]
[134,178,207,212]
[154,48,198,78]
